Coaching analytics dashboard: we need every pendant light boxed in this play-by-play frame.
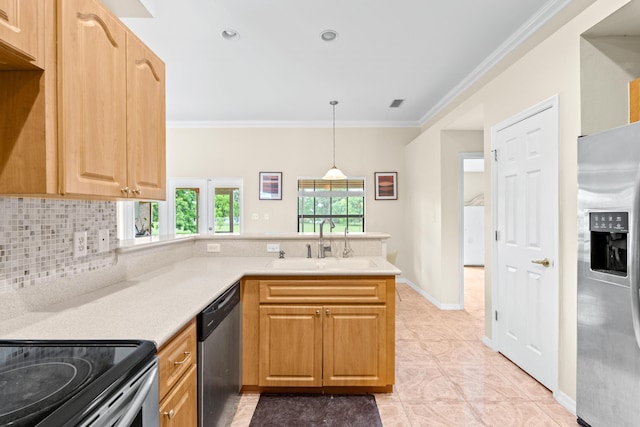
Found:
[322,100,347,180]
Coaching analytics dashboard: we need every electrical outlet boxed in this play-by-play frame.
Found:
[266,243,280,253]
[98,229,109,253]
[264,213,269,220]
[207,243,221,253]
[73,231,87,258]
[252,213,259,220]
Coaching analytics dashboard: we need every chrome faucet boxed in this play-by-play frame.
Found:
[342,226,354,258]
[318,218,335,258]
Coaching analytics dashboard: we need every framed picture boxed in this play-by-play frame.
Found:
[259,172,282,200]
[374,172,398,200]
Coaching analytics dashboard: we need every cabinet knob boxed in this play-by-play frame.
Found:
[325,309,330,316]
[315,310,320,316]
[163,409,175,419]
[120,187,131,194]
[132,188,141,196]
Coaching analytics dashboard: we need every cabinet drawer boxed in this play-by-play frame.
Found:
[159,364,197,427]
[158,319,196,400]
[259,278,387,304]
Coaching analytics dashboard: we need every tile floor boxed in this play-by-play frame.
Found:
[231,267,578,426]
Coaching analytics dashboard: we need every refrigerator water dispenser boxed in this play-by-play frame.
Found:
[589,211,628,276]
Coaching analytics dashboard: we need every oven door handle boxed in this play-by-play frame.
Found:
[115,363,158,427]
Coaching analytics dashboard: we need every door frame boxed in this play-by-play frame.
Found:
[458,152,485,309]
[490,94,560,395]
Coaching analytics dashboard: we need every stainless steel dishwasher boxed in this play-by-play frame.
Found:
[197,280,241,427]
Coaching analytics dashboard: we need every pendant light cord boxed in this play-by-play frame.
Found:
[331,100,338,167]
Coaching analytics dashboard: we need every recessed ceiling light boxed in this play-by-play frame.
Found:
[320,30,338,42]
[221,29,240,41]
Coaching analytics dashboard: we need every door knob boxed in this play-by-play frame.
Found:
[531,258,550,268]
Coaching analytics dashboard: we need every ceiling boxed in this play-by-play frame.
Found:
[112,0,573,127]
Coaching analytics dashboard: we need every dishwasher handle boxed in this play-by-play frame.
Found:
[198,281,240,341]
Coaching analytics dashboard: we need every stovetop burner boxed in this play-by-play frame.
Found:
[0,357,92,426]
[0,340,156,427]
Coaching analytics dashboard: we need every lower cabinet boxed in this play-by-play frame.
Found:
[158,319,197,427]
[259,304,387,387]
[242,276,395,392]
[159,364,197,427]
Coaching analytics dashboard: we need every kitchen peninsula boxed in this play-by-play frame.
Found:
[0,233,400,393]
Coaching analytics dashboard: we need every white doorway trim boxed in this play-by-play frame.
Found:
[458,152,484,309]
[490,94,560,395]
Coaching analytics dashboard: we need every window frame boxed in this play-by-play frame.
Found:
[297,177,366,233]
[117,177,244,240]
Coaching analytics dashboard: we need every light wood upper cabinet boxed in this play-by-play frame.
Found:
[630,77,640,123]
[58,0,128,198]
[0,0,166,200]
[58,0,166,199]
[126,33,166,200]
[0,0,43,69]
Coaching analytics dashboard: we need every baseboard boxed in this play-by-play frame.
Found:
[396,277,463,310]
[482,335,496,351]
[555,390,576,415]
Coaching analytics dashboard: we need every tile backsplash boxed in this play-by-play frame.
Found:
[0,198,117,293]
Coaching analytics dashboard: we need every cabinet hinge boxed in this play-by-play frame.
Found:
[492,149,498,161]
[495,310,499,321]
[495,230,500,241]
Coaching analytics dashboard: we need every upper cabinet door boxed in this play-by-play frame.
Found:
[127,34,166,200]
[0,0,42,67]
[58,0,127,197]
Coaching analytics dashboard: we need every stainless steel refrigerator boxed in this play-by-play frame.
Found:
[577,121,640,427]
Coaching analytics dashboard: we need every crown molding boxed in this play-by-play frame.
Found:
[418,0,572,126]
[166,120,421,129]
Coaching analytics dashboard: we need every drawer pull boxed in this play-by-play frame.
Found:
[173,351,192,365]
[163,409,175,419]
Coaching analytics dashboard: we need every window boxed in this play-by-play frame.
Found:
[117,177,243,240]
[214,188,240,233]
[134,201,159,236]
[298,178,365,232]
[175,188,199,234]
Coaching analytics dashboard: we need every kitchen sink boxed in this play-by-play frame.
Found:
[268,257,376,270]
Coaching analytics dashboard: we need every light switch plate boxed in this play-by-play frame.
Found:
[98,229,109,253]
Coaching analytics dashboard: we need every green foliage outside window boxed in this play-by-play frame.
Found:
[175,189,198,234]
[215,188,240,233]
[298,179,364,233]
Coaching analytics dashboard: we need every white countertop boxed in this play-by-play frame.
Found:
[0,256,400,347]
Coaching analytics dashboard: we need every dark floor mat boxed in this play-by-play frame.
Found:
[249,393,383,427]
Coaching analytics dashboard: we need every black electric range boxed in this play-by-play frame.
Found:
[0,340,157,427]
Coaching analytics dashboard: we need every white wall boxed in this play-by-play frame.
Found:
[166,127,420,270]
[403,0,630,402]
[581,35,640,135]
[441,131,483,304]
[464,172,484,202]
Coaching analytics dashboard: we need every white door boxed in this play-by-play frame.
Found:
[493,97,558,391]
